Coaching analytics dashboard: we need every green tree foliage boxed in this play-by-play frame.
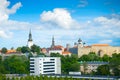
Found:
[31,44,40,54]
[16,47,22,52]
[21,46,30,53]
[109,53,120,76]
[69,63,80,72]
[3,55,29,74]
[50,53,80,74]
[1,47,7,54]
[96,65,110,75]
[78,52,101,61]
[102,54,110,61]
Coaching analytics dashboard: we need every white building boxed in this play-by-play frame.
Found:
[27,29,33,48]
[48,49,62,55]
[30,57,61,75]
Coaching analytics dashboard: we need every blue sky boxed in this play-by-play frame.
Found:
[0,0,120,49]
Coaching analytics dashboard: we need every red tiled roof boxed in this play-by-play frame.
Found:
[92,44,109,46]
[62,51,71,54]
[6,50,16,54]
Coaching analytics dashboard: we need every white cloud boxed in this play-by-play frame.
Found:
[99,40,112,44]
[0,30,13,38]
[0,0,33,38]
[0,0,22,22]
[77,0,88,7]
[93,14,120,38]
[40,8,79,29]
[7,2,22,14]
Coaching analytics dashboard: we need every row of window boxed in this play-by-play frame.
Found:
[43,62,55,64]
[43,70,55,73]
[43,65,55,67]
[43,67,54,70]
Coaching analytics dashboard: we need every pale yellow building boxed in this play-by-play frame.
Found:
[78,43,120,57]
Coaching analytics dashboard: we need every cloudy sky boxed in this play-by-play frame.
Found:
[0,0,120,49]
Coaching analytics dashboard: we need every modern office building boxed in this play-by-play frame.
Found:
[30,57,61,75]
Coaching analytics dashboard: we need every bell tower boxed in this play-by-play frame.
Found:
[27,29,33,48]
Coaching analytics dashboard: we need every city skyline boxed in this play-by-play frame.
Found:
[0,0,120,49]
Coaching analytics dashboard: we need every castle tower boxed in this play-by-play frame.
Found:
[51,36,55,48]
[27,29,33,48]
[78,38,83,48]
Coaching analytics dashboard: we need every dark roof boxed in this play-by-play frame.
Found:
[79,61,109,65]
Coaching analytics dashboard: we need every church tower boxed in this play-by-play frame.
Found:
[78,38,84,48]
[27,29,33,48]
[51,36,55,48]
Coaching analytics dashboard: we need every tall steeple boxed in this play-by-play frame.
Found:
[51,36,55,48]
[27,29,33,48]
[28,29,32,41]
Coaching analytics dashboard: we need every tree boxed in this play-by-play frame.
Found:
[102,54,110,61]
[31,44,40,54]
[69,63,80,71]
[78,54,90,61]
[82,62,88,74]
[3,55,29,74]
[109,53,120,76]
[88,52,100,61]
[96,65,110,75]
[21,46,30,53]
[16,47,22,52]
[1,47,7,54]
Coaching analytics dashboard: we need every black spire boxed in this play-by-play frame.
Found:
[51,36,55,48]
[78,38,82,44]
[28,29,32,41]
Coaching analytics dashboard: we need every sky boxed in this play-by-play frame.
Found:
[0,0,120,49]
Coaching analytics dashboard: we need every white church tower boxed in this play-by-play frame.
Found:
[27,29,33,48]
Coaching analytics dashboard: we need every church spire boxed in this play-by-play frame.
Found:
[51,36,55,48]
[28,29,32,41]
[27,29,33,48]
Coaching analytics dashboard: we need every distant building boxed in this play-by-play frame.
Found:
[80,61,108,73]
[30,57,61,75]
[62,51,71,56]
[48,36,71,56]
[66,38,120,57]
[27,29,33,48]
[78,43,120,57]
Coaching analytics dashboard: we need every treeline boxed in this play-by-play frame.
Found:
[0,55,29,74]
[50,52,120,76]
[78,52,120,76]
[1,44,42,55]
[50,53,80,74]
[0,52,119,76]
[0,74,98,80]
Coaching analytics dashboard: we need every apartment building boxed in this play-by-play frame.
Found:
[30,57,61,75]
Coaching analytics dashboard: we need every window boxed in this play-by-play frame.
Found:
[44,70,55,73]
[43,62,55,64]
[30,68,34,70]
[43,68,54,70]
[50,59,55,61]
[30,65,34,67]
[30,59,34,61]
[30,62,34,64]
[30,71,34,73]
[43,65,55,67]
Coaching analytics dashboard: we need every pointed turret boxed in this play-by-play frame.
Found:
[51,36,55,48]
[28,29,32,41]
[27,29,33,48]
[78,38,84,48]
